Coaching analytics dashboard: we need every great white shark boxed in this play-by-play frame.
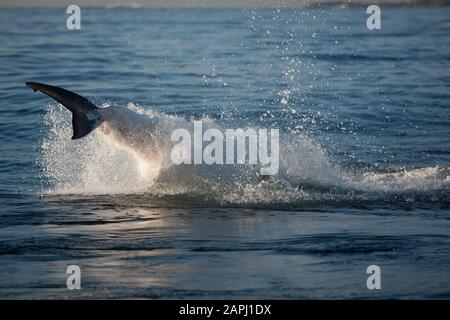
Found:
[26,82,279,176]
[26,82,165,167]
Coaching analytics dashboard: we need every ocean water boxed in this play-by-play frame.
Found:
[0,6,450,299]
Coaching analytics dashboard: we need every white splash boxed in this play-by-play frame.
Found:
[40,103,450,202]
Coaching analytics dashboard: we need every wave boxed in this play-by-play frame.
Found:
[39,103,450,205]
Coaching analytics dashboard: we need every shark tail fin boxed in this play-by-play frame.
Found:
[26,82,104,139]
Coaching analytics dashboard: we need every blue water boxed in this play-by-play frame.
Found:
[0,7,450,299]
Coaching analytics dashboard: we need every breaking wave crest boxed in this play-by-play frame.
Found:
[39,103,450,205]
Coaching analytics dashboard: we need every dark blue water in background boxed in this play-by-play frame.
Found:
[0,7,449,299]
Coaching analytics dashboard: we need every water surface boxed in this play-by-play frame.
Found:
[0,7,449,299]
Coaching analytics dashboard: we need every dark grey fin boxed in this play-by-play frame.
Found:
[26,82,104,139]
